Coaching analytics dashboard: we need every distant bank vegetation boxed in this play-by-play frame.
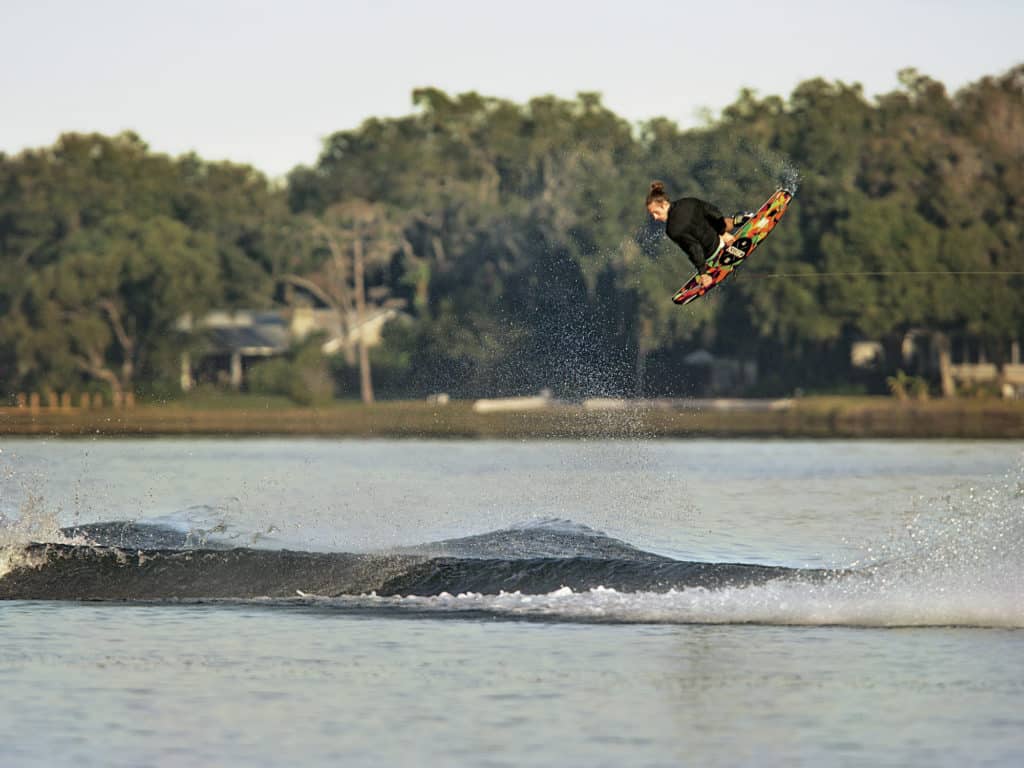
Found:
[1,66,1022,405]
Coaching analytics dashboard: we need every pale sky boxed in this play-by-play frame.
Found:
[3,0,1022,178]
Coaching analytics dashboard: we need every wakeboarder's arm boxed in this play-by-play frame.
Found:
[674,237,714,288]
[676,235,708,275]
[700,200,728,234]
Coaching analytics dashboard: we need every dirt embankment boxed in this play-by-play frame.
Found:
[1,397,1022,438]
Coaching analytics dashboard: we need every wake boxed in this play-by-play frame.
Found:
[0,520,830,602]
[1,493,1021,627]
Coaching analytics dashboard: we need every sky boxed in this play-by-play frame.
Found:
[3,0,1022,178]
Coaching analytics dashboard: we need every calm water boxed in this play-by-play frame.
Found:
[1,438,1023,767]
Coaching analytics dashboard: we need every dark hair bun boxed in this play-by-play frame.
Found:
[650,181,665,195]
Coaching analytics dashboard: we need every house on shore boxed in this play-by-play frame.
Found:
[852,331,1024,397]
[177,279,405,391]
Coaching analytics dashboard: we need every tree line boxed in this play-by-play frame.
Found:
[1,65,1021,402]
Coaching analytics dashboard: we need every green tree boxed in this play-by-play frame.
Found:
[6,214,217,398]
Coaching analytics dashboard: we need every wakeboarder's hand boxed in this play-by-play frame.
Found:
[722,233,736,246]
[697,274,713,288]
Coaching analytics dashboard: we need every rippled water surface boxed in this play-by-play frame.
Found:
[1,438,1022,766]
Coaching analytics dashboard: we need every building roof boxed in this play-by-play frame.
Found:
[204,316,290,356]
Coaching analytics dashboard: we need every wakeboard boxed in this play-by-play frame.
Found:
[672,187,794,305]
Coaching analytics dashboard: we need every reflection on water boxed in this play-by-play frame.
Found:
[0,603,1021,767]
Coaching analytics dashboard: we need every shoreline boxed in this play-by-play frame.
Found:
[1,397,1023,439]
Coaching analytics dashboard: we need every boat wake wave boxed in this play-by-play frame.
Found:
[0,518,825,601]
[2,509,1021,627]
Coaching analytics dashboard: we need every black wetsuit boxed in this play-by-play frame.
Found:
[665,198,727,274]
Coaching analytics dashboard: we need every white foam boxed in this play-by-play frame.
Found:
[0,543,51,581]
[300,573,1023,628]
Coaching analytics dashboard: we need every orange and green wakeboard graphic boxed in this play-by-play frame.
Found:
[672,187,794,305]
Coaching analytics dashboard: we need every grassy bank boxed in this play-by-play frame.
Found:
[1,396,1023,439]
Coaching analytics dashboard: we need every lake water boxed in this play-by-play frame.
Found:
[1,438,1022,766]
